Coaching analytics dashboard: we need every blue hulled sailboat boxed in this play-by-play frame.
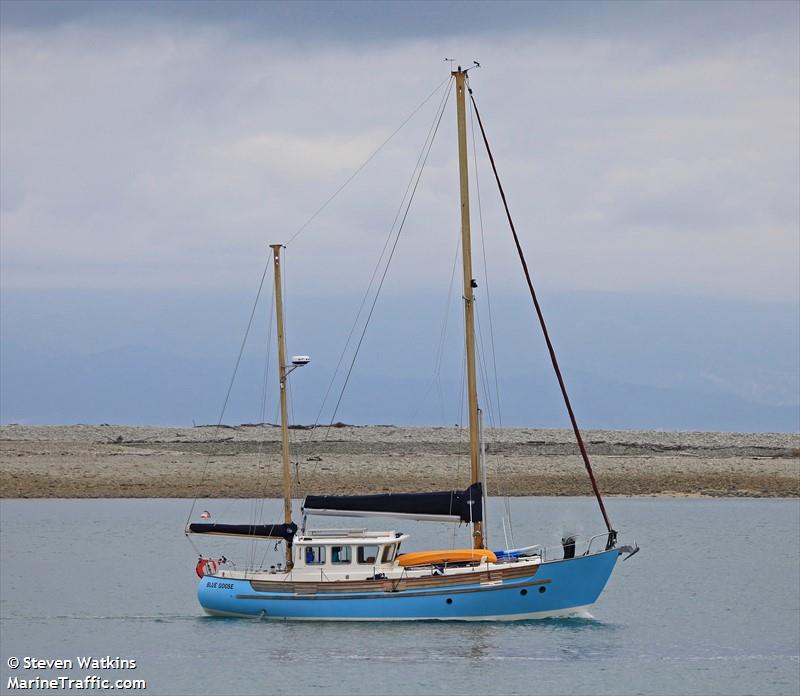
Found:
[186,66,637,621]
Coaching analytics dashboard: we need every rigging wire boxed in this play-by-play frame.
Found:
[504,492,516,548]
[320,79,454,438]
[283,247,295,425]
[435,234,462,425]
[185,255,272,528]
[310,78,455,432]
[457,341,467,483]
[467,86,503,428]
[468,77,506,544]
[474,307,497,431]
[439,257,458,422]
[281,247,300,500]
[258,284,276,427]
[468,87,616,545]
[285,76,452,247]
[250,276,276,571]
[407,229,461,424]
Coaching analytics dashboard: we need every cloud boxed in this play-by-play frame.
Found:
[1,3,797,303]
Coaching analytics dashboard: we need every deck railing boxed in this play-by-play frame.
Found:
[500,530,617,563]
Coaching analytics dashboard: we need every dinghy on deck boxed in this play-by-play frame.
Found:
[397,549,497,567]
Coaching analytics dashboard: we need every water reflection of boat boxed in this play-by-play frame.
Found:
[186,66,637,621]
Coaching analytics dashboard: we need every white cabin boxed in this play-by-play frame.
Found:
[291,529,408,580]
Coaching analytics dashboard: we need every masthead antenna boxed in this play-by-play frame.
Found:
[448,60,482,76]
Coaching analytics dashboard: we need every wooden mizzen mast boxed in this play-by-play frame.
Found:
[453,67,484,550]
[271,244,294,567]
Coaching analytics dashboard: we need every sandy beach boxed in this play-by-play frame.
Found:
[1,424,797,498]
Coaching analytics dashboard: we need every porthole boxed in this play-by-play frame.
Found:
[539,586,546,594]
[520,589,528,596]
[446,598,453,605]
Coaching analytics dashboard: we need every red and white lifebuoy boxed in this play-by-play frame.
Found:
[195,558,219,578]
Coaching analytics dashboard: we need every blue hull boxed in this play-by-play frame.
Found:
[197,549,620,621]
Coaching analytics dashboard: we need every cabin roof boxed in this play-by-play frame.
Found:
[295,529,408,545]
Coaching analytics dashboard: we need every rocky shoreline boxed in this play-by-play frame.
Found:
[1,424,797,498]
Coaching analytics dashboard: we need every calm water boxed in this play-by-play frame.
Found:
[1,497,798,696]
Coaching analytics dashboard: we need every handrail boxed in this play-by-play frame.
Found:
[498,530,621,562]
[585,531,617,556]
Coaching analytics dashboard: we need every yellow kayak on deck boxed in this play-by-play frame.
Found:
[397,549,497,567]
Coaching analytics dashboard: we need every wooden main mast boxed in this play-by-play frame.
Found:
[453,67,484,550]
[271,244,294,567]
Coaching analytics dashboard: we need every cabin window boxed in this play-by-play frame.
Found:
[304,546,325,565]
[381,544,397,563]
[331,545,352,565]
[357,545,379,564]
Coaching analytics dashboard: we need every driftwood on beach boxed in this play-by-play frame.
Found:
[0,424,797,499]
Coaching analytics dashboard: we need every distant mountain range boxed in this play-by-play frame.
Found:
[2,289,798,431]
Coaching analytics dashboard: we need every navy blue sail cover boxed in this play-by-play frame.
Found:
[302,483,482,523]
[188,522,297,542]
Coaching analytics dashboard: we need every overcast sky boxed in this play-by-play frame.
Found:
[2,0,798,305]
